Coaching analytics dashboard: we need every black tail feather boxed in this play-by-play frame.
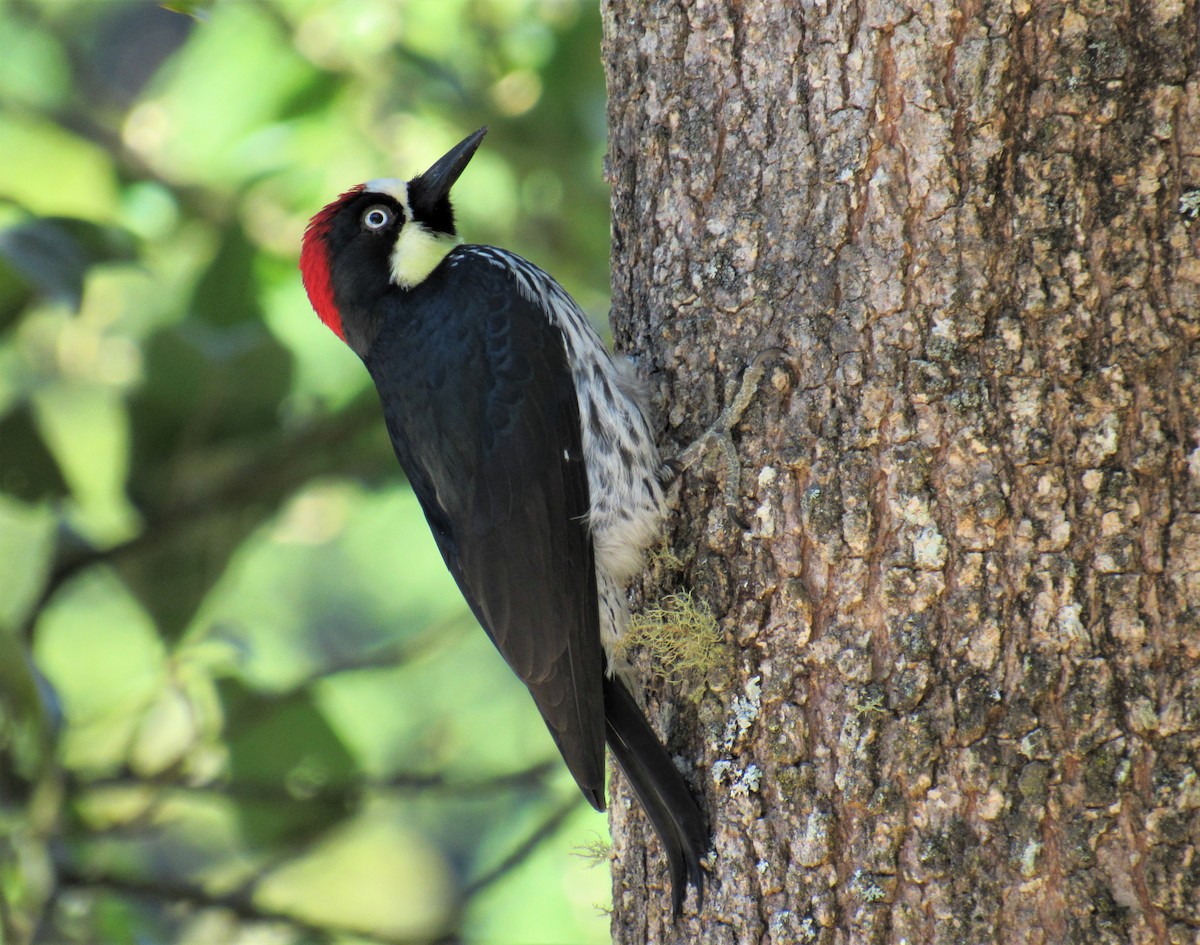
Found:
[603,674,708,915]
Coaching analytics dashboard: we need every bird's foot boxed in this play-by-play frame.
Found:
[665,348,790,524]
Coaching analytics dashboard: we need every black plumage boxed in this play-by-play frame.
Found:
[300,129,708,913]
[367,252,607,806]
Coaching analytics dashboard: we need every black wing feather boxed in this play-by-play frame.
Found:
[363,250,606,807]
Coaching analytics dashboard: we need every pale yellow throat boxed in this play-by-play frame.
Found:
[389,222,459,289]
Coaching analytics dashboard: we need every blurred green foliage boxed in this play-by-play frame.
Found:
[0,1,614,942]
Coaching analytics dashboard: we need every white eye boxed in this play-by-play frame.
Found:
[362,205,393,230]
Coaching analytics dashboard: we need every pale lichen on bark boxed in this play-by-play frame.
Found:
[603,1,1200,943]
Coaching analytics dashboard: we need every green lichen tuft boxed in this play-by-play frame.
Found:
[646,538,686,573]
[617,591,725,682]
[572,835,612,868]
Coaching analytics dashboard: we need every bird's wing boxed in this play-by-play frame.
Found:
[364,249,605,806]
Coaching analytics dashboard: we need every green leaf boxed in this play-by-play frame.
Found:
[159,0,214,21]
[0,253,35,332]
[33,570,164,773]
[139,3,316,185]
[126,321,293,505]
[30,384,134,539]
[115,319,294,639]
[0,629,58,781]
[0,495,55,629]
[0,117,119,219]
[0,15,70,111]
[113,505,271,642]
[219,678,358,847]
[254,812,454,941]
[0,404,69,502]
[191,223,264,328]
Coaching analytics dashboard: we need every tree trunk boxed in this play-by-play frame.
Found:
[601,2,1200,943]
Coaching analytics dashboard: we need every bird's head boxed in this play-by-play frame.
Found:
[300,126,487,356]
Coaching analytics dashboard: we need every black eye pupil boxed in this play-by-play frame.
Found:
[365,207,389,228]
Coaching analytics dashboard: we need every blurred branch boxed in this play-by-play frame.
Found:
[51,789,585,945]
[458,794,583,905]
[71,759,560,810]
[27,396,382,634]
[53,859,435,945]
[297,613,470,682]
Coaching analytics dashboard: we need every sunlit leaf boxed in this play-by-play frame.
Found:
[255,812,454,940]
[31,383,135,540]
[128,678,200,777]
[159,0,213,21]
[33,569,165,773]
[134,3,315,185]
[0,495,56,629]
[0,14,69,110]
[0,117,120,219]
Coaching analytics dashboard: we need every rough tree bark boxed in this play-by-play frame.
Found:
[601,2,1200,944]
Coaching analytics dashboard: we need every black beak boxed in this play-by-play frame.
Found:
[409,126,488,218]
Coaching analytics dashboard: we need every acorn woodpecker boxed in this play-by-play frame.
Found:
[300,127,707,912]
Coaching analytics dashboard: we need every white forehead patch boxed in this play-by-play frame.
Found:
[363,178,410,208]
